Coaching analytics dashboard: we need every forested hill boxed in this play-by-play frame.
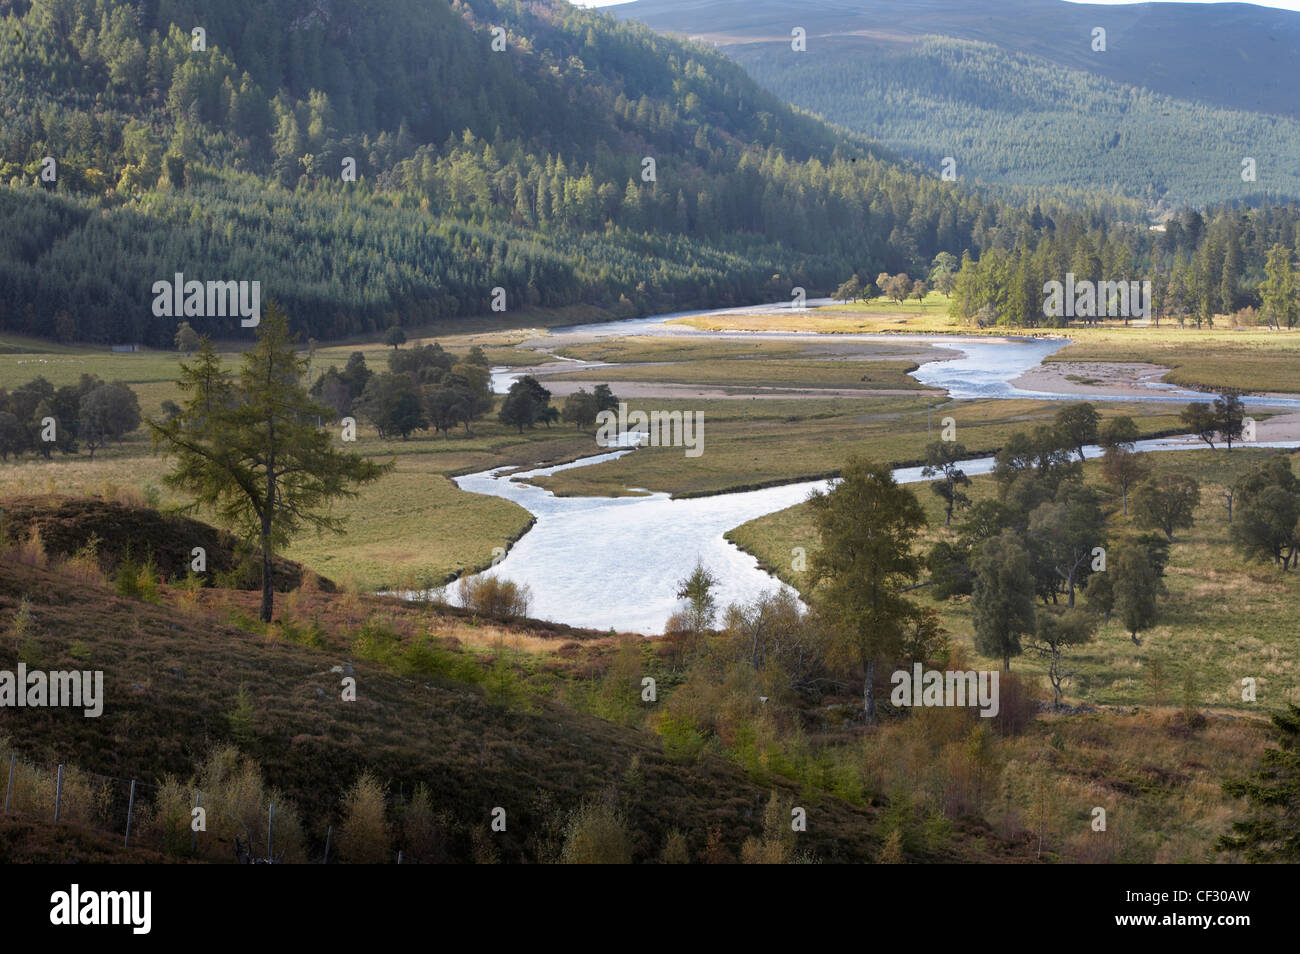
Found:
[616,0,1300,209]
[0,0,1036,346]
[724,35,1300,211]
[617,0,1300,122]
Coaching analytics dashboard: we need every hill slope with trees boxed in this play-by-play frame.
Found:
[0,0,1035,345]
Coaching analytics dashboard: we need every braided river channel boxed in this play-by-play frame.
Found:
[450,301,1300,633]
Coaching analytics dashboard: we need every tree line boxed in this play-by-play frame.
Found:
[310,342,494,440]
[943,206,1300,329]
[0,372,141,460]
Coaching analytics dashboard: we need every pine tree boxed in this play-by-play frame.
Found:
[1217,705,1300,862]
[808,457,927,721]
[1261,243,1298,330]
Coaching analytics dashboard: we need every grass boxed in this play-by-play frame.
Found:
[727,447,1300,714]
[1044,329,1300,394]
[559,357,933,391]
[532,397,1185,498]
[987,707,1269,863]
[285,467,532,589]
[0,327,615,588]
[553,336,922,363]
[668,297,963,335]
[0,423,577,590]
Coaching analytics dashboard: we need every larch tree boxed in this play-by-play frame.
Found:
[150,304,392,621]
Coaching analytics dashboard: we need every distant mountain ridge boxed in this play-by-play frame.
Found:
[618,0,1300,120]
[616,0,1300,207]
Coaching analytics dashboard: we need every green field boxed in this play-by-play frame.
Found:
[0,332,604,588]
[1044,331,1300,394]
[558,357,932,392]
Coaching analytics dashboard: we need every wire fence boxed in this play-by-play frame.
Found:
[1,748,439,864]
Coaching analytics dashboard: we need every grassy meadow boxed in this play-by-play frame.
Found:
[531,397,1187,498]
[0,322,1236,587]
[0,333,598,588]
[728,447,1300,714]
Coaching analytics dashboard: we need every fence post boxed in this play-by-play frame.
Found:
[268,803,274,862]
[4,754,13,814]
[54,764,63,822]
[191,791,202,856]
[323,825,332,864]
[124,779,137,848]
[397,850,403,865]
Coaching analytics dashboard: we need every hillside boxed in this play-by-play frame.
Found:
[0,527,896,863]
[0,495,1285,864]
[0,0,1015,346]
[726,35,1300,210]
[617,0,1300,208]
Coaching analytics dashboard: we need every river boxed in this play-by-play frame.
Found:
[451,304,1300,633]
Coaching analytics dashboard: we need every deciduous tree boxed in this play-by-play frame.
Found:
[971,530,1035,671]
[1132,474,1200,541]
